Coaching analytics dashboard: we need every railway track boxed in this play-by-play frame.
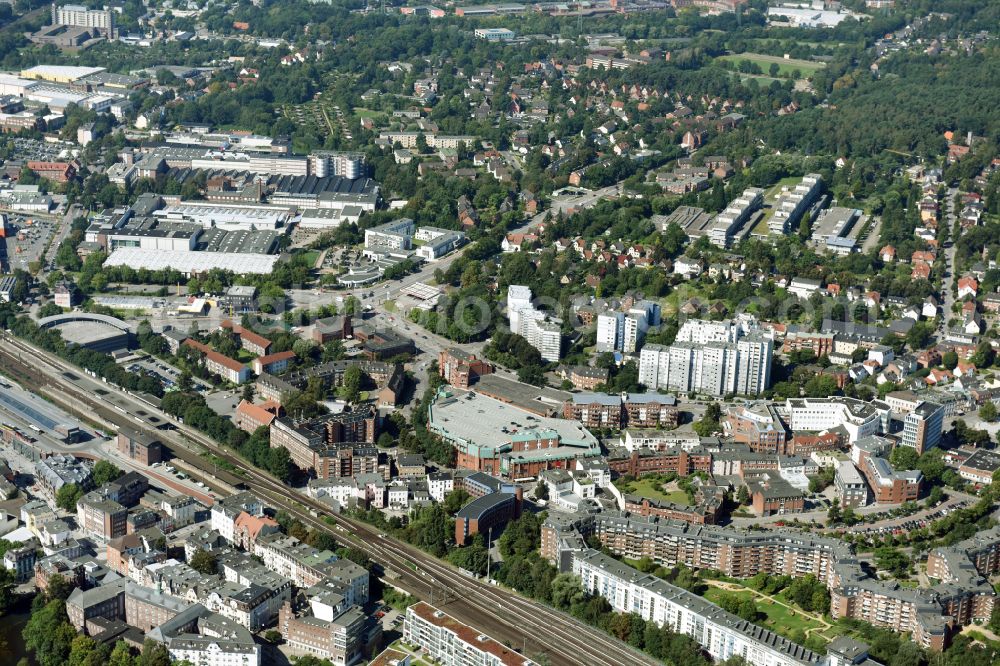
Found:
[0,336,660,666]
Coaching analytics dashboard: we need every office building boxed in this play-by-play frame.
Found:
[278,600,369,665]
[364,218,414,251]
[116,428,163,465]
[454,491,521,546]
[785,397,890,444]
[901,401,943,454]
[835,461,869,508]
[269,408,378,478]
[860,455,921,505]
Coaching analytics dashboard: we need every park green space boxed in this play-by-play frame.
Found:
[703,583,840,645]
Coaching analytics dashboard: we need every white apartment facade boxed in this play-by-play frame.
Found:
[574,550,818,666]
[639,321,772,397]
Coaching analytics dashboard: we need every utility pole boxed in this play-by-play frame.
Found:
[485,526,493,582]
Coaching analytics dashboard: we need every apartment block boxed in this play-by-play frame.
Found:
[52,3,116,38]
[574,549,822,666]
[639,320,773,397]
[769,173,822,235]
[707,187,764,248]
[438,348,493,388]
[507,285,561,362]
[270,408,378,477]
[404,602,537,666]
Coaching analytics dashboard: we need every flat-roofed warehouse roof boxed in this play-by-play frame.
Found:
[20,65,106,82]
[158,201,291,227]
[81,71,149,88]
[427,386,599,459]
[473,374,570,416]
[104,248,280,275]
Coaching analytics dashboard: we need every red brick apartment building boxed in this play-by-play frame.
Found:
[438,348,493,388]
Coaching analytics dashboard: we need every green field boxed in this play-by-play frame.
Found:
[740,74,782,86]
[354,107,383,119]
[717,53,825,78]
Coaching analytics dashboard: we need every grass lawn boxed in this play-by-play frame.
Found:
[624,478,692,506]
[703,587,833,642]
[739,74,782,86]
[717,52,825,78]
[750,212,773,236]
[765,176,802,200]
[662,489,692,505]
[301,250,321,266]
[354,107,383,119]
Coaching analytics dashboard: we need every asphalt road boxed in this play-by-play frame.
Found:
[0,334,660,666]
[938,187,959,333]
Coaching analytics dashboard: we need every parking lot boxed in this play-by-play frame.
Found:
[3,216,57,273]
[205,387,243,417]
[127,357,183,391]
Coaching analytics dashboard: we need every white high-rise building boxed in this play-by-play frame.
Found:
[639,320,772,396]
[621,313,645,354]
[595,313,620,353]
[675,318,738,345]
[507,285,561,362]
[52,3,116,37]
[596,310,647,354]
[507,285,533,334]
[309,152,365,179]
[516,308,562,362]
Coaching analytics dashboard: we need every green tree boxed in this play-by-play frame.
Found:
[108,640,135,666]
[55,484,84,512]
[443,488,471,515]
[108,641,135,666]
[889,446,919,471]
[45,573,73,602]
[874,546,910,578]
[188,549,218,575]
[23,599,77,666]
[91,460,123,487]
[136,639,170,666]
[979,401,997,422]
[338,365,362,402]
[736,485,750,505]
